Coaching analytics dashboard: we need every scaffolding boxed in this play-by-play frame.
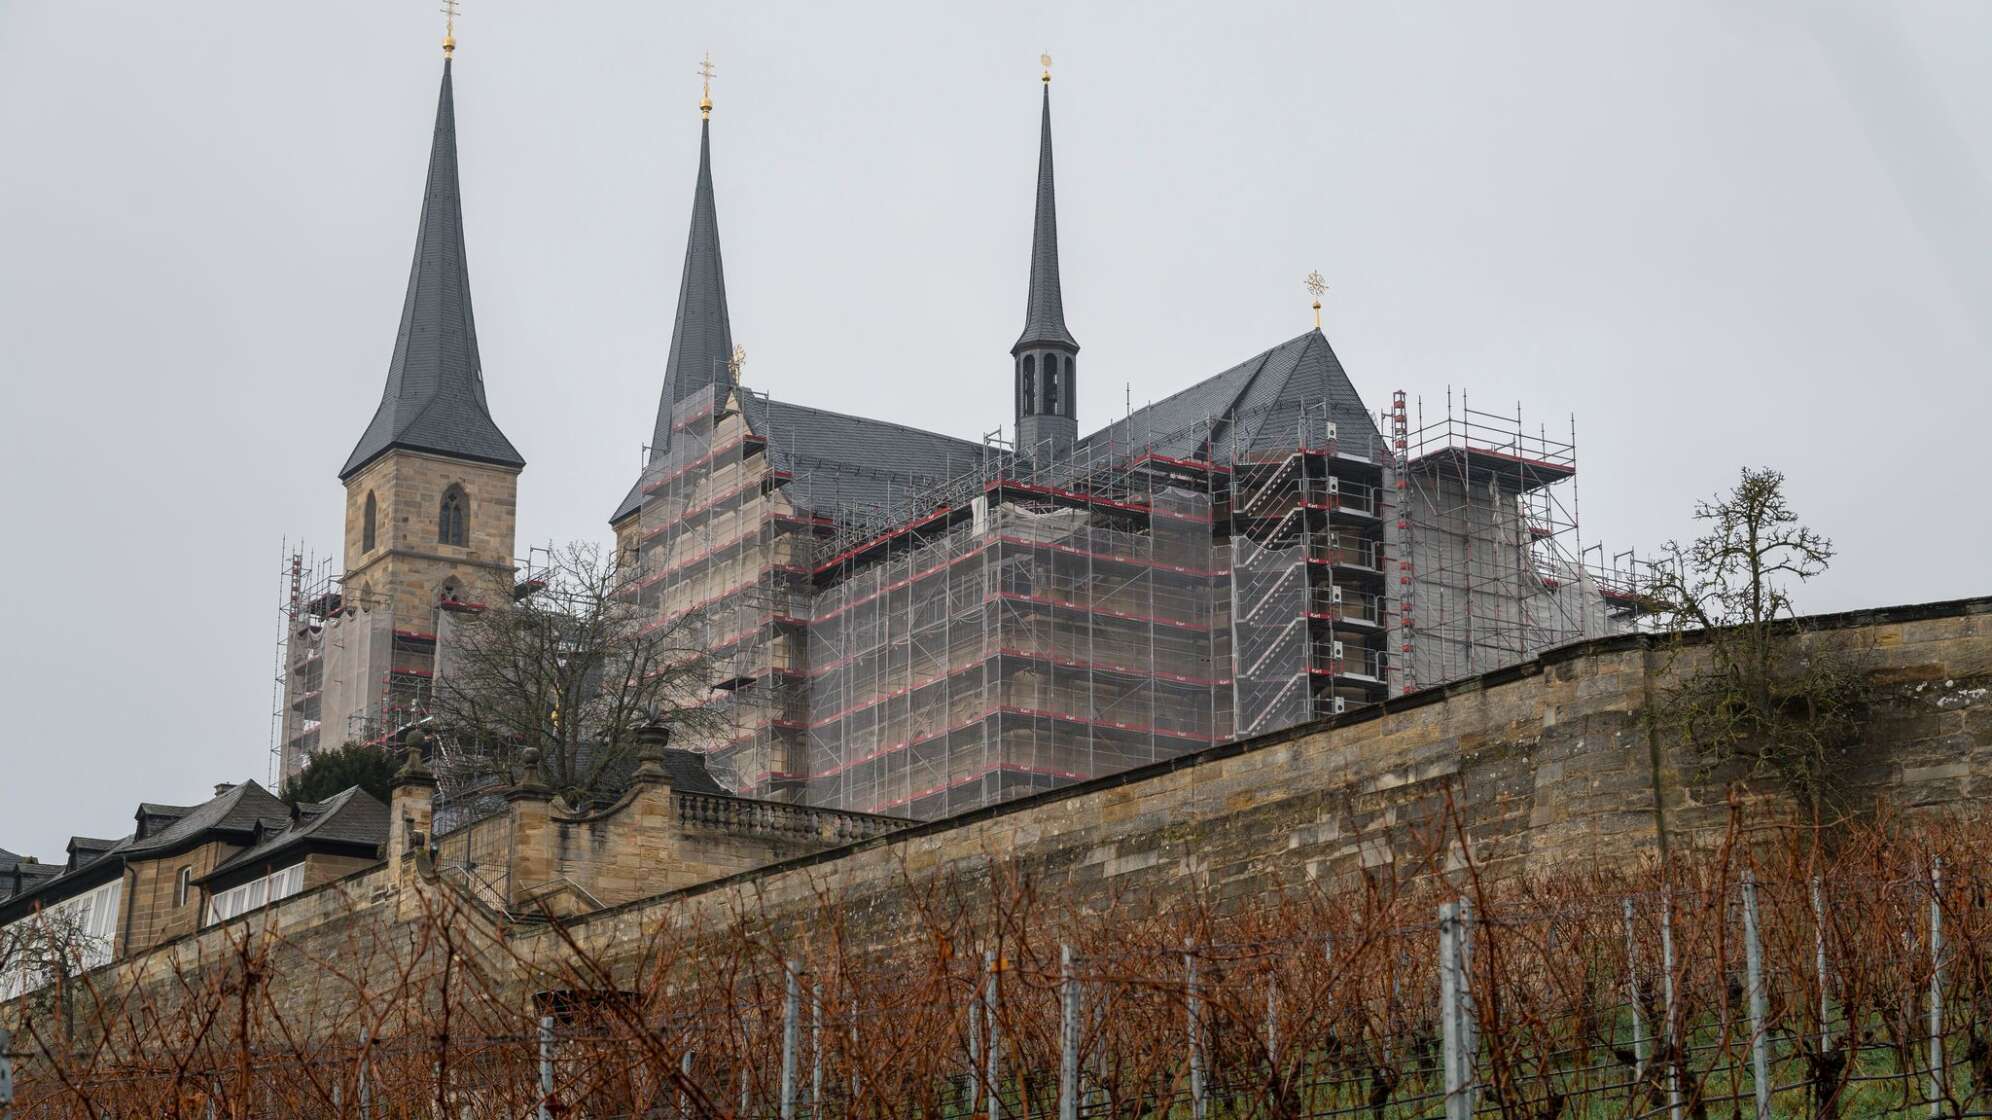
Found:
[1388,391,1653,693]
[629,378,1415,818]
[270,542,337,784]
[271,540,554,783]
[634,382,812,797]
[803,451,1230,817]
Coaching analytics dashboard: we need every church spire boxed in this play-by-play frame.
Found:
[340,52,522,481]
[650,58,734,460]
[611,55,734,524]
[1013,55,1079,456]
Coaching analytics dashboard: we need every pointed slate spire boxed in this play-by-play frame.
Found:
[340,58,523,481]
[1012,81,1078,356]
[653,117,735,458]
[1013,67,1080,457]
[611,110,735,523]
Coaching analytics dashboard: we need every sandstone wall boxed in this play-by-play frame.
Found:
[527,597,1992,964]
[19,597,1990,1042]
[342,450,520,615]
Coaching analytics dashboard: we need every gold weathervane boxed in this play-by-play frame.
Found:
[699,52,716,119]
[1304,271,1327,330]
[441,0,460,58]
[727,344,747,383]
[1041,51,1053,84]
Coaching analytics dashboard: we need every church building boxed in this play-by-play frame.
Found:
[281,43,1650,818]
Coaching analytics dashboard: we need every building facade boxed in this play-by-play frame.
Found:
[271,48,1648,816]
[278,53,525,779]
[0,781,387,1001]
[606,72,1650,818]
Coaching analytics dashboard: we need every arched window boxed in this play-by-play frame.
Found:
[438,579,462,605]
[1062,355,1075,417]
[1045,361,1060,414]
[1020,355,1036,416]
[361,492,378,553]
[438,486,468,547]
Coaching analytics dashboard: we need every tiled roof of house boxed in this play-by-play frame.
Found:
[201,786,389,884]
[126,782,288,857]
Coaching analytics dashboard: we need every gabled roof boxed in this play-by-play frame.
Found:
[1013,83,1077,355]
[1080,330,1381,461]
[201,786,388,885]
[613,388,992,529]
[0,782,291,922]
[758,398,989,519]
[0,856,61,902]
[126,782,288,858]
[340,58,523,481]
[65,836,127,871]
[0,848,64,903]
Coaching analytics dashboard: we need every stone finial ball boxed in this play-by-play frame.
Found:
[521,746,541,767]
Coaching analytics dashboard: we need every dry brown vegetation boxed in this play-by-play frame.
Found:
[7,803,1992,1119]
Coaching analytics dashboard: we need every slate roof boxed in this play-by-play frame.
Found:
[0,849,64,902]
[1080,330,1382,461]
[612,116,735,524]
[757,398,989,519]
[1013,84,1078,355]
[654,747,729,796]
[341,58,523,481]
[64,836,127,871]
[613,333,1375,538]
[126,782,289,857]
[201,786,388,885]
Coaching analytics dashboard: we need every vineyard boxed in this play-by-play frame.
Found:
[5,807,1992,1119]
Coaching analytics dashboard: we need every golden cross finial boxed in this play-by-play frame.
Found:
[1304,271,1327,329]
[698,52,716,119]
[1040,51,1053,84]
[440,0,460,58]
[727,343,747,383]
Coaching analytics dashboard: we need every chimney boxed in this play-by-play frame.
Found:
[214,783,236,797]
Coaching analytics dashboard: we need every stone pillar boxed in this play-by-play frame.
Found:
[632,719,675,789]
[505,747,555,911]
[625,720,679,898]
[387,729,436,885]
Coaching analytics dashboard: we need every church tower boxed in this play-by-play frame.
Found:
[609,61,735,547]
[338,43,524,620]
[1012,61,1079,458]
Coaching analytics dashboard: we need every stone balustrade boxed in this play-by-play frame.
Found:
[674,790,909,845]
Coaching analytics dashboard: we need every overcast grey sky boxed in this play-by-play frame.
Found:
[2,1,1987,860]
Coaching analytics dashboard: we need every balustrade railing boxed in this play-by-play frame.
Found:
[674,790,910,845]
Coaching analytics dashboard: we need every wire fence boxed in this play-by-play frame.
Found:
[6,807,1992,1118]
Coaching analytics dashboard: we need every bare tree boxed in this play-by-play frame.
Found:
[0,907,105,1042]
[1647,467,1866,820]
[426,540,725,808]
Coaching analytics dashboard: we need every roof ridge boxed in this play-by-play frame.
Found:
[1080,332,1313,445]
[767,397,986,450]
